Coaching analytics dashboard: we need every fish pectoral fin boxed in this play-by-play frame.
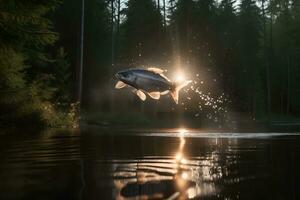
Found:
[136,90,146,101]
[147,67,165,74]
[148,92,160,100]
[115,81,127,89]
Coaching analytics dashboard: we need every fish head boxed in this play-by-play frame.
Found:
[115,70,135,83]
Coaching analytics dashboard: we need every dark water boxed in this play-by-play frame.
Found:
[0,129,299,200]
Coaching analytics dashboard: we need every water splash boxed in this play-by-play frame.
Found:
[180,74,231,124]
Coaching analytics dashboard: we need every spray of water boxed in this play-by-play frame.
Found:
[177,73,231,125]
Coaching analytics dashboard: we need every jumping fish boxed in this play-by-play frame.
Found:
[114,67,191,104]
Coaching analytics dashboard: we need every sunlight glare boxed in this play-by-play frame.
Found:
[175,153,183,161]
[180,158,187,164]
[181,172,188,179]
[173,71,186,82]
[179,128,187,134]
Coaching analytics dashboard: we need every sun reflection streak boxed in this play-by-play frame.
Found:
[172,128,221,199]
[175,153,183,161]
[180,158,187,164]
[179,128,187,134]
[112,128,224,199]
[174,128,193,197]
[181,172,188,180]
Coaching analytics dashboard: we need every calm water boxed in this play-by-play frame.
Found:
[0,129,299,200]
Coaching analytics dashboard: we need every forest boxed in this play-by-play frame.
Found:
[1,0,300,129]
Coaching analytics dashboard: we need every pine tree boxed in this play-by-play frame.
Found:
[238,0,265,117]
[0,0,70,128]
[121,0,164,65]
[170,0,197,60]
[169,0,218,66]
[84,0,111,86]
[216,0,239,97]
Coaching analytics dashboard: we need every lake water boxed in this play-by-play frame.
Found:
[0,129,299,200]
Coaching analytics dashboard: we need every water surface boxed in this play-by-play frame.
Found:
[0,129,299,199]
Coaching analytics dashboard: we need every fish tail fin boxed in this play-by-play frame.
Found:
[170,80,192,104]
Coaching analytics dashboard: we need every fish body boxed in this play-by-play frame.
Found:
[116,68,172,92]
[115,67,191,104]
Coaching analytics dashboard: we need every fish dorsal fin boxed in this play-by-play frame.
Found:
[160,90,169,95]
[148,92,160,100]
[147,67,171,82]
[136,90,146,101]
[147,67,164,74]
[115,81,126,89]
[159,73,171,82]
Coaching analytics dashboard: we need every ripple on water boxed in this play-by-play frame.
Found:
[0,130,298,199]
[0,134,81,168]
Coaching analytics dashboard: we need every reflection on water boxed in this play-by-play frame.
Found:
[112,129,215,199]
[0,129,299,200]
[111,129,233,199]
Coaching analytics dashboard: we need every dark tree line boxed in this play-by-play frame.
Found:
[106,0,300,119]
[96,0,300,119]
[0,0,77,128]
[1,0,300,128]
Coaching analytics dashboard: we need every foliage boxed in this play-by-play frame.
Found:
[108,0,300,120]
[121,0,164,65]
[0,0,76,130]
[84,0,111,84]
[1,0,300,129]
[238,0,264,116]
[51,47,71,102]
